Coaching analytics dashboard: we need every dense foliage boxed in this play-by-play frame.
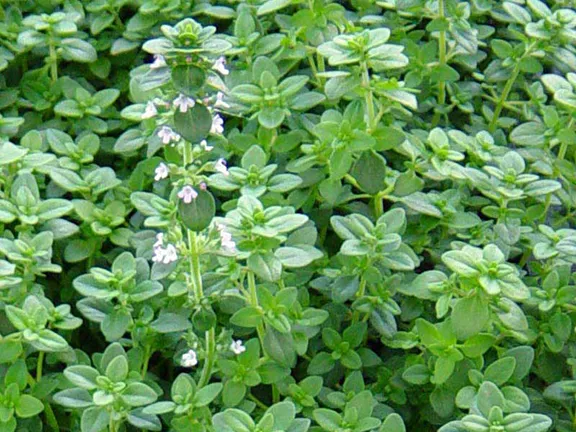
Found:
[1,0,576,431]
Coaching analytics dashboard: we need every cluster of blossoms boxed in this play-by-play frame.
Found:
[147,55,229,146]
[152,233,178,264]
[180,340,245,368]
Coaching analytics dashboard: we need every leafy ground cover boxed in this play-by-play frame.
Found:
[1,0,576,431]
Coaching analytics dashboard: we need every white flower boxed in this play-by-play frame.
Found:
[152,234,179,264]
[216,223,236,252]
[214,158,229,176]
[157,126,180,145]
[178,185,198,204]
[154,163,169,181]
[163,244,178,263]
[152,244,178,264]
[142,101,158,119]
[214,92,230,109]
[230,340,246,355]
[150,54,167,69]
[200,140,214,152]
[210,114,224,135]
[212,57,229,75]
[181,349,198,367]
[173,94,196,113]
[154,232,164,248]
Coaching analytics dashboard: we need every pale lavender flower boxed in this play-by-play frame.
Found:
[153,232,164,248]
[178,185,198,204]
[157,126,180,145]
[214,92,230,109]
[150,54,167,69]
[173,94,196,113]
[154,163,169,181]
[212,57,229,75]
[200,140,214,152]
[216,222,236,252]
[152,234,178,264]
[163,244,178,263]
[210,114,224,135]
[142,101,158,119]
[214,158,229,176]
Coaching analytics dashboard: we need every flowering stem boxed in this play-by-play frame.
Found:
[188,230,203,300]
[180,141,215,387]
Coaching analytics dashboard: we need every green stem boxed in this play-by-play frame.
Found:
[198,327,216,387]
[488,65,521,133]
[109,415,116,432]
[183,141,203,301]
[44,402,60,432]
[352,277,367,323]
[36,351,45,382]
[431,0,447,127]
[361,62,376,131]
[373,185,394,218]
[247,271,266,347]
[317,53,326,86]
[248,393,269,410]
[48,40,58,82]
[188,230,203,300]
[307,53,320,86]
[141,346,151,378]
[488,42,537,133]
[374,194,384,218]
[558,119,574,160]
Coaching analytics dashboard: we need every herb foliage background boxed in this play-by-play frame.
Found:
[0,0,576,431]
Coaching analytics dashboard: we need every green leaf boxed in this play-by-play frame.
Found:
[484,357,516,386]
[314,409,341,430]
[14,395,44,418]
[60,38,97,63]
[122,383,158,406]
[264,328,297,368]
[53,388,93,408]
[451,295,490,340]
[81,407,110,432]
[477,381,505,418]
[430,64,460,83]
[257,0,292,15]
[150,313,191,333]
[172,66,206,94]
[64,365,99,390]
[247,253,282,282]
[179,189,216,232]
[380,414,406,432]
[173,104,212,143]
[351,151,387,194]
[230,307,263,328]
